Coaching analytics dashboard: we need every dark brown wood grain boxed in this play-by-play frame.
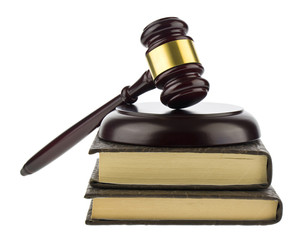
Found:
[97,102,261,147]
[141,17,209,109]
[20,17,211,176]
[20,71,155,176]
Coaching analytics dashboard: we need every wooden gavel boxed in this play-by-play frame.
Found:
[20,17,209,176]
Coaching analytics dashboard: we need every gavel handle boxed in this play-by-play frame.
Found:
[20,71,155,176]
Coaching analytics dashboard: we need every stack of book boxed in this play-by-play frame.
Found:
[84,135,282,225]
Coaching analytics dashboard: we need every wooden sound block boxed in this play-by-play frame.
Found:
[98,102,260,147]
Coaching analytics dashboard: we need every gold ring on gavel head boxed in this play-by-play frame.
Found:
[146,39,200,79]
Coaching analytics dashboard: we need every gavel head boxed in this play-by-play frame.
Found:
[141,17,209,109]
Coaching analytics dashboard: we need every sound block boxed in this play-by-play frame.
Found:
[98,102,260,147]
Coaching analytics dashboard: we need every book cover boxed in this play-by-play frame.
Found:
[84,185,282,225]
[89,137,272,190]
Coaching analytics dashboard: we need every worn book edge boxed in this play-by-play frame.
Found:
[89,155,271,190]
[84,185,282,225]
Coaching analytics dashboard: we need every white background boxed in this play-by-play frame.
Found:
[1,0,301,239]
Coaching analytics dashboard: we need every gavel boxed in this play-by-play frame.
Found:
[20,17,209,176]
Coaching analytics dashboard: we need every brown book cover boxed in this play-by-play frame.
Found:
[84,185,282,225]
[89,136,272,190]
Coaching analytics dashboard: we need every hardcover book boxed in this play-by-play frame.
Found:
[84,185,282,225]
[89,136,272,190]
